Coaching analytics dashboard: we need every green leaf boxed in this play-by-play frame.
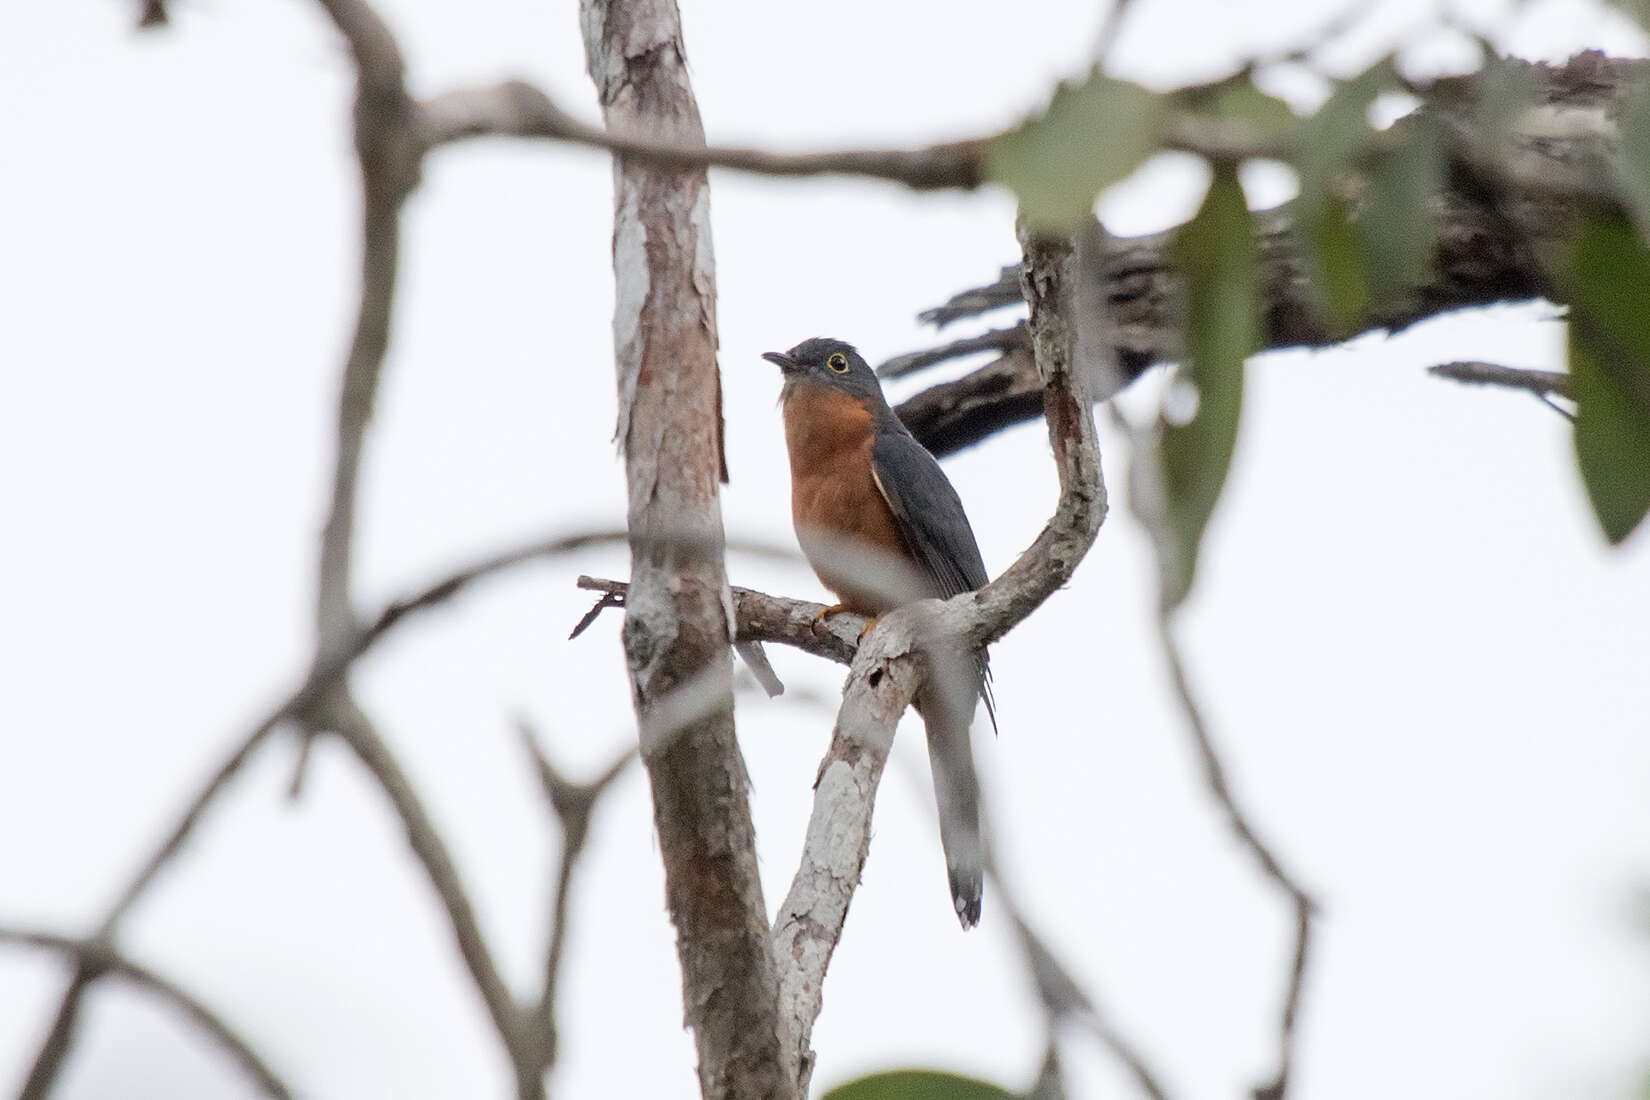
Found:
[1605,0,1650,30]
[1160,163,1257,606]
[1565,212,1650,543]
[986,72,1168,233]
[1291,59,1395,336]
[1475,54,1542,150]
[1295,58,1394,193]
[1612,83,1650,237]
[1297,195,1369,339]
[822,1070,1018,1100]
[1358,111,1444,308]
[1171,70,1300,141]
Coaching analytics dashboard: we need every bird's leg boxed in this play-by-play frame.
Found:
[811,603,849,629]
[811,603,879,642]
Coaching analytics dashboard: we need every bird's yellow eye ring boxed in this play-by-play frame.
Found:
[826,352,849,373]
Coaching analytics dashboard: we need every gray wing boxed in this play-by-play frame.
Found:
[870,425,991,600]
[872,421,997,927]
[871,423,997,730]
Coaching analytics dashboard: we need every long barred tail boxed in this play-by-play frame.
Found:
[917,649,988,929]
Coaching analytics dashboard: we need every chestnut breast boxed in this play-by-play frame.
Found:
[781,381,916,615]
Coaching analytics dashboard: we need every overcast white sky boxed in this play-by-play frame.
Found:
[5,1,1650,1098]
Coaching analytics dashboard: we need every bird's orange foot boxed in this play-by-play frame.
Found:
[811,604,849,633]
[856,615,880,641]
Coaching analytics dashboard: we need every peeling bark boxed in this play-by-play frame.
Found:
[579,2,795,1097]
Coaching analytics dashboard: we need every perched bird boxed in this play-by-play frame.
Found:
[762,337,996,928]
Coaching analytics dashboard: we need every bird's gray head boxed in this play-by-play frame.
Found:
[762,338,887,405]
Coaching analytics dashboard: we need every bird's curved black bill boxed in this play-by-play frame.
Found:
[762,351,799,372]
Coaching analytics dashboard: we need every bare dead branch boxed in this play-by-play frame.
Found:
[1091,0,1139,65]
[309,0,416,648]
[21,5,429,1086]
[1427,360,1574,399]
[9,528,674,1100]
[515,722,637,1069]
[1,929,293,1100]
[891,55,1646,457]
[1534,393,1578,421]
[878,323,1030,379]
[1156,614,1315,1100]
[919,267,1024,329]
[895,346,1048,458]
[16,698,288,1100]
[317,697,537,1097]
[135,0,168,28]
[981,850,1173,1100]
[17,967,97,1100]
[576,575,864,667]
[102,705,289,925]
[569,591,624,640]
[413,52,1644,221]
[291,0,423,800]
[419,79,984,191]
[733,641,786,697]
[415,75,1356,196]
[1117,392,1315,1098]
[772,228,1108,1088]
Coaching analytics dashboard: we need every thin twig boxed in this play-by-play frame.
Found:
[293,0,423,799]
[733,641,786,698]
[917,267,1024,329]
[8,529,673,1100]
[515,722,637,1070]
[1534,392,1577,421]
[1115,393,1315,1098]
[310,0,418,642]
[419,80,984,192]
[877,323,1030,379]
[17,967,98,1100]
[1156,612,1315,1100]
[19,2,424,1083]
[320,697,538,1098]
[17,700,289,1100]
[417,74,1302,179]
[2,928,293,1099]
[576,575,864,667]
[1427,360,1574,399]
[1091,0,1138,66]
[569,591,624,639]
[988,866,1173,1100]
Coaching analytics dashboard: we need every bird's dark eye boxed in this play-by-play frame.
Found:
[826,353,849,373]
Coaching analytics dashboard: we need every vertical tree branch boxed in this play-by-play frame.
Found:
[311,0,416,650]
[292,0,422,794]
[579,3,797,1098]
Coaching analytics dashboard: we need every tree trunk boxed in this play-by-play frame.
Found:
[579,2,798,1097]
